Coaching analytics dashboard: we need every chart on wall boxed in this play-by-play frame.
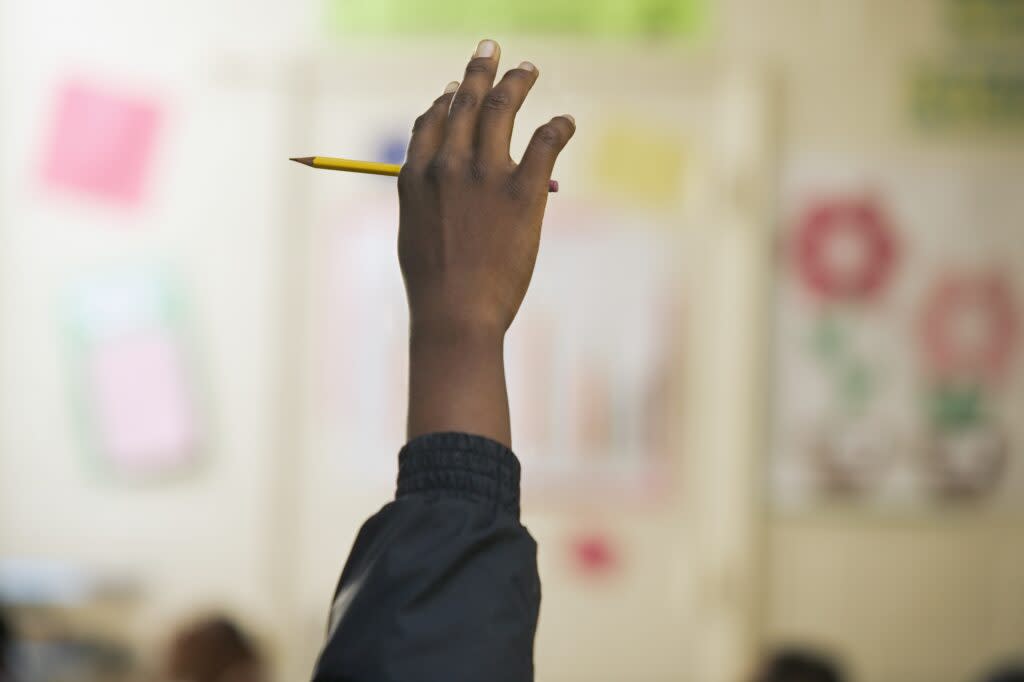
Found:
[773,154,1024,511]
[64,267,202,482]
[323,196,687,502]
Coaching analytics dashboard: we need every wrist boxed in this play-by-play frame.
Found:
[409,317,506,353]
[406,317,511,446]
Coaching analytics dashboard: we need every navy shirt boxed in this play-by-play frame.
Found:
[312,432,540,682]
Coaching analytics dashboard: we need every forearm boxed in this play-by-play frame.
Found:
[406,322,512,447]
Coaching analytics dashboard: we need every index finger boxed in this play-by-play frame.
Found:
[405,81,460,171]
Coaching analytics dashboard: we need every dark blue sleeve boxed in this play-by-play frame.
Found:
[311,432,540,682]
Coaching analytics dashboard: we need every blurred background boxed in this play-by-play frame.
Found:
[0,0,1022,681]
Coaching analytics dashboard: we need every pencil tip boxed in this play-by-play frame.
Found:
[290,156,315,166]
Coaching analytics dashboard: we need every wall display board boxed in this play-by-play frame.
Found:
[773,154,1024,511]
[65,268,201,481]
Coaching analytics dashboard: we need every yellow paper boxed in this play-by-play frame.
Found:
[591,120,688,208]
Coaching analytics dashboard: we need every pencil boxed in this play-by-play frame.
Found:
[290,156,559,193]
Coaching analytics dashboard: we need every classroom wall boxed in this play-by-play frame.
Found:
[0,1,1021,681]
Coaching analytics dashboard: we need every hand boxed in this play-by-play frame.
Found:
[398,39,575,340]
[399,39,576,446]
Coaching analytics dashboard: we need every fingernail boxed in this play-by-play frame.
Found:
[475,39,498,58]
[444,81,459,94]
[561,114,576,126]
[518,61,536,72]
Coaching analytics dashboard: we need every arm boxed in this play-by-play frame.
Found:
[311,39,575,682]
[401,39,574,448]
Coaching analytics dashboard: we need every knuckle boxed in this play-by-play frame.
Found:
[424,157,445,183]
[397,166,418,193]
[412,111,432,132]
[483,90,513,111]
[534,123,563,148]
[451,90,480,110]
[464,59,492,75]
[425,152,459,183]
[468,158,488,183]
[503,176,528,201]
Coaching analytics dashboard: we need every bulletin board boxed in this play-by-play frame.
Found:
[772,153,1024,512]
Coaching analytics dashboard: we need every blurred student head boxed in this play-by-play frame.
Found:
[0,609,9,679]
[165,616,265,682]
[982,662,1024,682]
[754,647,845,682]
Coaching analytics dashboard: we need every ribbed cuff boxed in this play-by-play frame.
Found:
[396,432,522,518]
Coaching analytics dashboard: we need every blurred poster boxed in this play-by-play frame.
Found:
[590,118,688,209]
[945,0,1024,43]
[327,0,707,37]
[773,155,1024,511]
[65,269,201,481]
[325,198,685,502]
[39,77,164,207]
[910,59,1024,131]
[910,0,1024,130]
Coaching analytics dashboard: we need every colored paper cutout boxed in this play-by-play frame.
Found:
[378,135,408,166]
[808,316,877,415]
[945,0,1024,45]
[592,121,687,207]
[328,0,707,37]
[91,331,195,473]
[910,61,1024,130]
[811,418,897,495]
[570,534,618,576]
[920,271,1019,384]
[925,422,1008,497]
[68,270,199,480]
[794,197,899,302]
[928,384,985,430]
[41,78,163,206]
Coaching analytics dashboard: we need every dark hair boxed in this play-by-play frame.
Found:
[167,616,263,682]
[0,609,10,675]
[983,663,1024,682]
[756,647,845,682]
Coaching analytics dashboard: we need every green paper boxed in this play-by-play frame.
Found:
[927,384,985,431]
[911,61,1024,130]
[327,0,707,37]
[946,0,1024,43]
[810,315,846,362]
[840,362,873,412]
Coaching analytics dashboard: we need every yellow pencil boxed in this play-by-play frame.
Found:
[290,156,559,193]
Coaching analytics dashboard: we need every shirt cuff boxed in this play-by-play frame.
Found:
[396,432,522,518]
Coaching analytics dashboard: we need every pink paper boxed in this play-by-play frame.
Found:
[90,330,195,474]
[570,534,619,576]
[41,78,163,206]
